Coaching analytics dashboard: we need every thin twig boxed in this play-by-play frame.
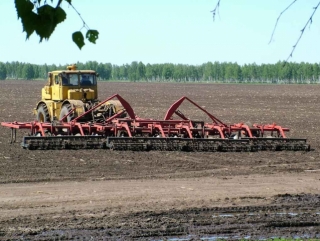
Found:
[286,1,320,61]
[269,0,298,44]
[211,0,221,22]
[55,0,63,8]
[67,2,90,30]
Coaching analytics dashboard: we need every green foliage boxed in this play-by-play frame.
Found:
[36,5,66,41]
[162,64,174,80]
[22,63,34,80]
[14,0,98,49]
[128,61,139,82]
[86,30,99,44]
[15,0,35,38]
[0,62,7,80]
[3,60,320,84]
[15,0,66,41]
[137,62,146,80]
[72,31,85,50]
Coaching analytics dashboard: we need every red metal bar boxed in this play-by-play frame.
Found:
[59,107,76,122]
[75,122,85,136]
[72,94,136,123]
[117,122,132,137]
[105,110,126,122]
[182,125,193,138]
[164,96,226,126]
[38,122,45,136]
[153,124,165,137]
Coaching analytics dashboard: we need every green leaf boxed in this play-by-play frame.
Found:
[15,0,37,39]
[86,29,99,44]
[72,31,85,49]
[23,12,38,39]
[55,6,67,24]
[35,5,56,41]
[35,5,66,42]
[15,0,34,19]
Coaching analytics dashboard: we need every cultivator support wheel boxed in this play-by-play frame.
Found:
[1,94,311,152]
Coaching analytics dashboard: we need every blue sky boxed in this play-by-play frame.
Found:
[0,0,320,65]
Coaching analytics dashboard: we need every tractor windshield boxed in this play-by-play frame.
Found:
[61,73,96,86]
[80,74,96,86]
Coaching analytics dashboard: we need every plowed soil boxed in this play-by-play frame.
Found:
[0,81,320,240]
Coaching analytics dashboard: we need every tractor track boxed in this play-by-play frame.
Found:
[1,191,320,240]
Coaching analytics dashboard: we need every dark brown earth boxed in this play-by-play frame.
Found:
[0,80,320,240]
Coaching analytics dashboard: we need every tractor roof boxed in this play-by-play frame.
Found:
[50,70,97,74]
[49,65,96,74]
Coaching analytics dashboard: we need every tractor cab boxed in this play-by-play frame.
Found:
[42,65,98,102]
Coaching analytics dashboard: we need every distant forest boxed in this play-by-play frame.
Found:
[0,61,319,84]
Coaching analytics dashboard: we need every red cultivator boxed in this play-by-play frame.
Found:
[1,94,310,152]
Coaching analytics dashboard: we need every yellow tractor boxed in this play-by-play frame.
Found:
[34,64,124,122]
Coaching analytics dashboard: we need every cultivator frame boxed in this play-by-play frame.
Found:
[1,94,310,152]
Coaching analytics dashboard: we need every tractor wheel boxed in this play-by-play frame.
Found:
[105,100,127,118]
[37,104,50,123]
[59,104,74,122]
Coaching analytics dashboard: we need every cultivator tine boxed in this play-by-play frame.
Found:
[10,128,17,144]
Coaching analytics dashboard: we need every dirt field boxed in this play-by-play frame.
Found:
[0,80,320,240]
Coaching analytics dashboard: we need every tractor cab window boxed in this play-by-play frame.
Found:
[61,73,96,86]
[60,73,74,86]
[69,74,79,86]
[80,74,96,86]
[60,74,68,85]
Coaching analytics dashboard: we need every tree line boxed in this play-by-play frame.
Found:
[0,61,320,84]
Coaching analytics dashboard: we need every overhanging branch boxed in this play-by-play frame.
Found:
[286,1,320,61]
[211,0,221,22]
